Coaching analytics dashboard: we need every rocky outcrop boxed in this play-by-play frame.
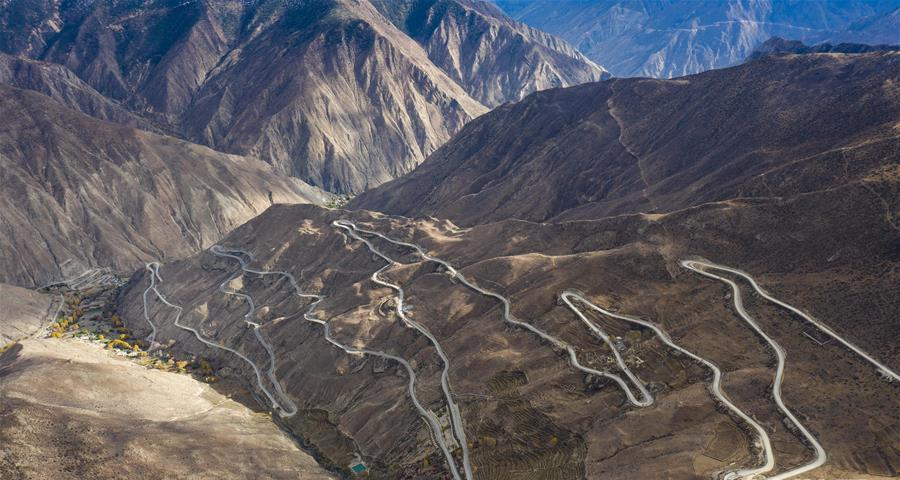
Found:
[0,85,327,286]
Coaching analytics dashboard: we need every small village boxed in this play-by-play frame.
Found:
[39,269,219,383]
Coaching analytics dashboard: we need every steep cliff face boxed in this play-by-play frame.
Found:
[372,0,607,106]
[0,85,326,286]
[494,0,900,78]
[1,0,603,193]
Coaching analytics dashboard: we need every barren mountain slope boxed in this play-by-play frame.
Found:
[115,195,899,479]
[1,0,603,193]
[0,284,55,347]
[350,51,900,226]
[0,85,326,287]
[0,338,335,480]
[0,53,155,131]
[112,51,900,477]
[180,0,487,193]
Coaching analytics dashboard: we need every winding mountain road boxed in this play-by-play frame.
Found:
[559,292,653,407]
[142,262,293,417]
[210,246,299,417]
[336,221,656,408]
[683,260,899,383]
[682,260,827,480]
[333,220,473,480]
[39,267,109,290]
[143,251,467,480]
[141,263,162,344]
[139,224,896,480]
[338,222,857,479]
[561,290,775,480]
[302,295,465,480]
[218,242,468,480]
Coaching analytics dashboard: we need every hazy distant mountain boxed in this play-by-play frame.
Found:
[829,6,900,44]
[0,0,603,193]
[493,0,900,78]
[370,0,608,107]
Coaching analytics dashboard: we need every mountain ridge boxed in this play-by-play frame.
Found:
[1,0,604,193]
[350,50,900,225]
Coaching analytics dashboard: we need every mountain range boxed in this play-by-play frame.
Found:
[351,49,900,225]
[1,0,604,193]
[493,0,900,77]
[0,0,604,284]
